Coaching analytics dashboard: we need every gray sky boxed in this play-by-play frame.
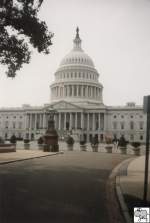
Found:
[0,0,150,107]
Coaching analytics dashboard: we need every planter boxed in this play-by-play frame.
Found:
[43,144,59,152]
[105,146,113,153]
[0,143,16,153]
[38,144,43,150]
[80,144,87,151]
[132,148,140,156]
[92,145,98,152]
[67,144,74,151]
[24,143,30,150]
[119,147,127,154]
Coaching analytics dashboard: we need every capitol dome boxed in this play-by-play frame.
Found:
[59,27,94,68]
[60,48,94,68]
[50,27,103,104]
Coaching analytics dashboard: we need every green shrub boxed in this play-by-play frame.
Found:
[131,142,141,148]
[10,135,17,144]
[0,137,5,144]
[38,137,44,144]
[66,136,74,145]
[105,136,112,144]
[24,139,30,144]
[80,140,86,145]
[118,136,128,147]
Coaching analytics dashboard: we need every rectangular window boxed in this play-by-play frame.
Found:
[139,122,143,130]
[5,121,8,128]
[140,135,143,140]
[13,122,15,129]
[121,122,124,129]
[113,122,117,130]
[130,135,134,140]
[130,121,134,130]
[19,122,22,129]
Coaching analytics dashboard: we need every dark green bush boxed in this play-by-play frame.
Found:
[24,139,30,144]
[38,137,44,144]
[10,135,17,144]
[118,136,128,147]
[0,137,5,144]
[80,140,86,145]
[131,142,141,148]
[66,136,74,145]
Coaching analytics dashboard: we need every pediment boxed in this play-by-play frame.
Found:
[50,100,83,110]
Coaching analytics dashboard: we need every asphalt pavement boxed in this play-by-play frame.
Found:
[0,151,131,223]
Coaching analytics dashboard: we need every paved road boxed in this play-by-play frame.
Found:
[0,151,131,223]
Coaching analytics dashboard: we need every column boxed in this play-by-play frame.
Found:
[99,113,101,130]
[38,114,40,129]
[72,86,74,97]
[67,86,69,97]
[81,86,83,97]
[98,88,100,98]
[40,114,43,128]
[70,113,72,130]
[77,86,79,97]
[54,114,57,129]
[81,112,84,129]
[43,113,46,129]
[56,87,58,97]
[86,86,87,98]
[87,113,90,130]
[35,113,37,130]
[75,113,77,129]
[104,113,107,131]
[92,113,95,131]
[64,113,66,130]
[24,113,27,129]
[30,114,32,129]
[59,113,61,130]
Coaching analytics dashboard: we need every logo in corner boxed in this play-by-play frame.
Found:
[134,207,150,223]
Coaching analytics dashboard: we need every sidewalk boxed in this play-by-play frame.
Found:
[116,155,150,222]
[0,149,62,165]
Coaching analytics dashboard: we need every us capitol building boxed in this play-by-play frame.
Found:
[0,28,146,142]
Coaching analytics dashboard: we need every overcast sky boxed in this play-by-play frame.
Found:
[0,0,150,108]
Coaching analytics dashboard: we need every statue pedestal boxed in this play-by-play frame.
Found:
[43,117,59,152]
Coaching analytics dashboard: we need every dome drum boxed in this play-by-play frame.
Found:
[51,83,103,103]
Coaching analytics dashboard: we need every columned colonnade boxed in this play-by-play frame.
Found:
[51,84,102,100]
[25,112,105,132]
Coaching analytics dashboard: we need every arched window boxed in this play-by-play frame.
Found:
[130,121,134,130]
[69,86,72,96]
[83,87,85,96]
[74,86,77,96]
[78,86,81,96]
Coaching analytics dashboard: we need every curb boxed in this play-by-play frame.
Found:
[114,158,134,223]
[116,176,132,223]
[106,157,134,223]
[0,151,64,165]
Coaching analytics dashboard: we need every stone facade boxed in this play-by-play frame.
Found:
[0,28,146,143]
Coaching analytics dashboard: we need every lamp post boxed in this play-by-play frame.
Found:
[143,96,150,204]
[43,108,59,152]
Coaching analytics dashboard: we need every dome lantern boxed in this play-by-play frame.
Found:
[73,27,83,51]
